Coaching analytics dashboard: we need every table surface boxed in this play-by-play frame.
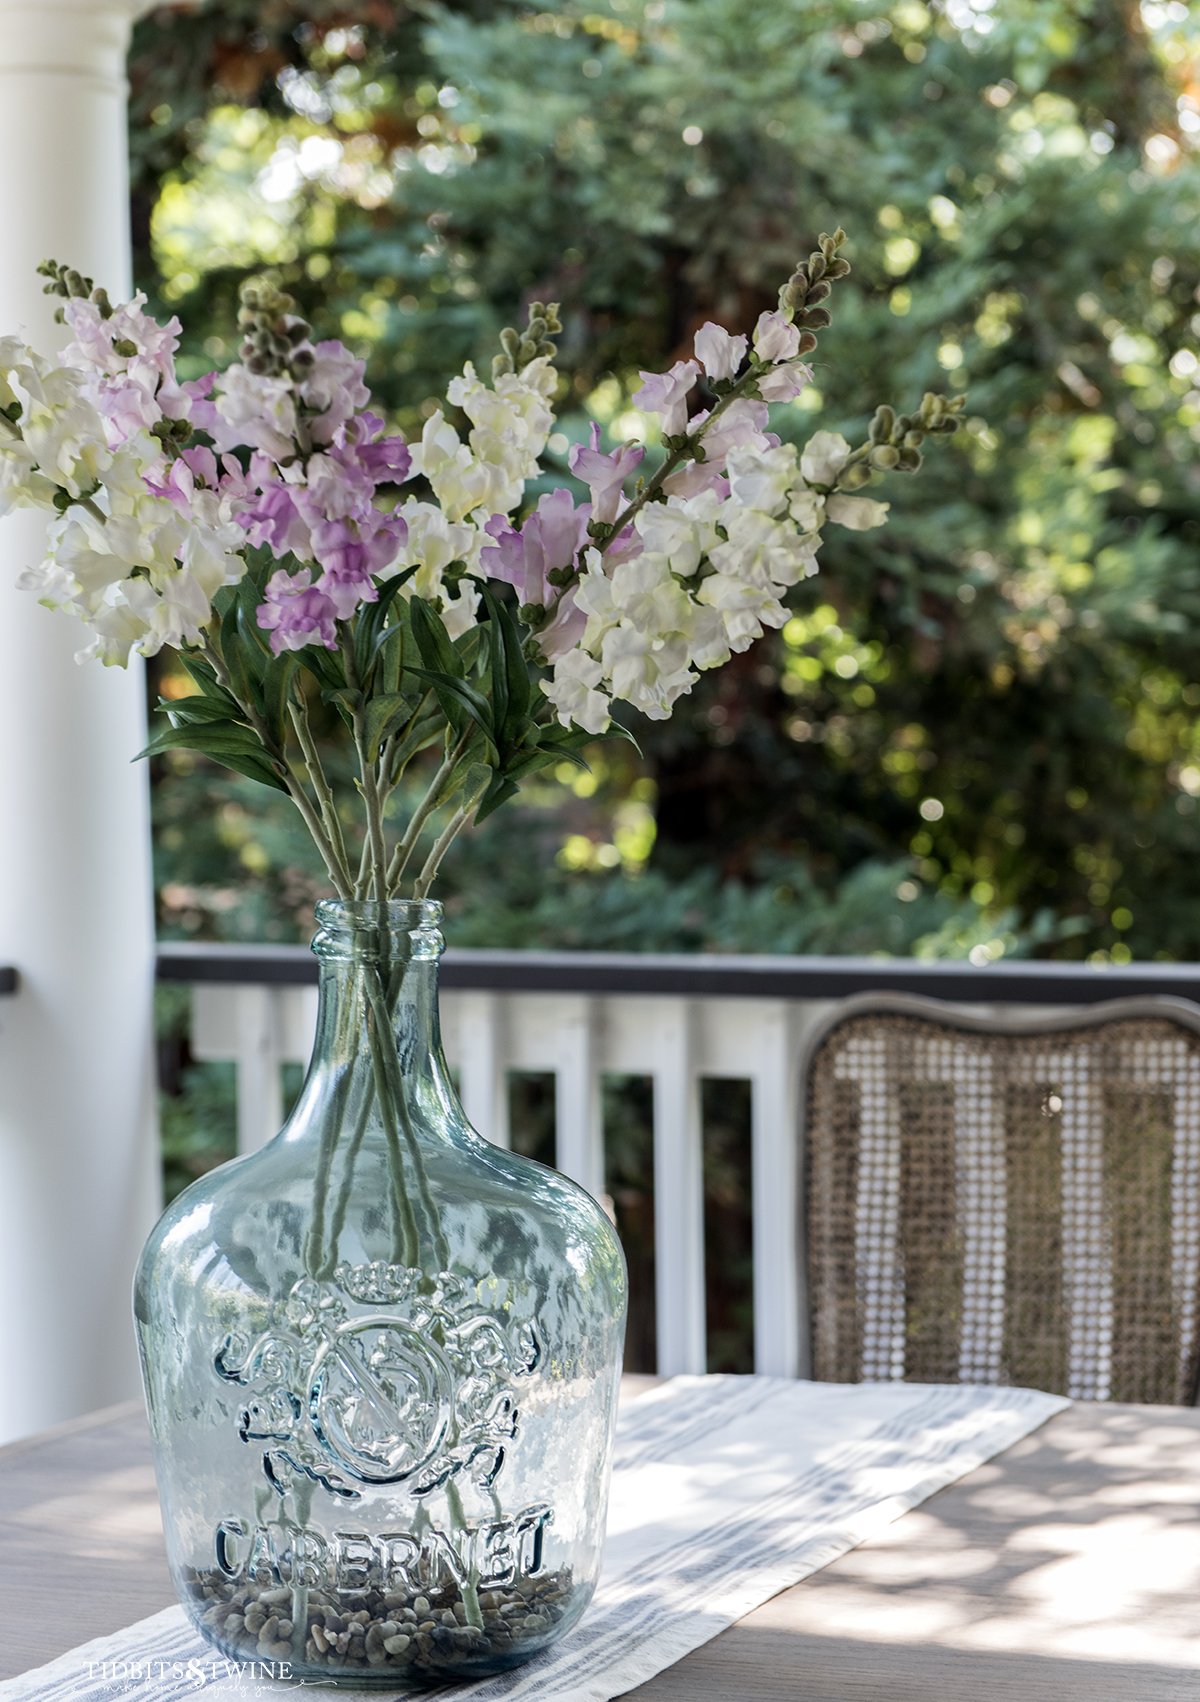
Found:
[1,1383,1198,1700]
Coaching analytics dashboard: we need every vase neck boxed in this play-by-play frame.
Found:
[306,899,448,1098]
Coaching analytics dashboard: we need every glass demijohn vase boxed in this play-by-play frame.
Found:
[135,900,627,1686]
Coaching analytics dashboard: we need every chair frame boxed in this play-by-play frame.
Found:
[796,989,1200,1385]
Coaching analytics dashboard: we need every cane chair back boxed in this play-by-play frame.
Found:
[804,996,1200,1404]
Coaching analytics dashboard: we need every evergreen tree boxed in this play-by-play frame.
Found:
[131,0,1200,960]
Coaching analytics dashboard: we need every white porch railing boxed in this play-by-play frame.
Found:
[155,946,1200,1382]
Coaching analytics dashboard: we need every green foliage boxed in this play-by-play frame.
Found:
[132,0,1200,964]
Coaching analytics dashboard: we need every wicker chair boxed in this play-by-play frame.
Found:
[803,994,1200,1404]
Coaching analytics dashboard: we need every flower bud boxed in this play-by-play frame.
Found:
[826,257,851,279]
[840,461,873,490]
[896,447,923,471]
[799,306,831,329]
[870,444,900,470]
[808,253,827,281]
[796,330,818,355]
[869,405,896,442]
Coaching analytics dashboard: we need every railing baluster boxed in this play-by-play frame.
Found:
[749,1000,803,1377]
[456,990,510,1148]
[552,997,605,1201]
[650,1000,706,1376]
[193,984,283,1154]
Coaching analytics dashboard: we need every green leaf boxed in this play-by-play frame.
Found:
[298,642,347,696]
[156,694,245,728]
[177,650,239,712]
[474,774,520,825]
[218,588,259,715]
[363,692,412,764]
[262,652,299,748]
[388,708,446,777]
[409,595,463,680]
[353,574,410,687]
[479,583,533,757]
[136,722,288,793]
[376,618,405,696]
[405,663,496,751]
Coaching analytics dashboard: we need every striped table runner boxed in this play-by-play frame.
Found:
[0,1375,1067,1702]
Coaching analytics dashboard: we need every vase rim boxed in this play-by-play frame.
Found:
[311,897,445,962]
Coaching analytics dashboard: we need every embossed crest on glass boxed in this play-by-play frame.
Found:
[135,901,627,1686]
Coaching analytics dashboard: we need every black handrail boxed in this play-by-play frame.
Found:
[0,967,15,995]
[155,941,1200,1007]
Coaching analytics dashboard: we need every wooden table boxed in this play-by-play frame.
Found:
[1,1386,1198,1699]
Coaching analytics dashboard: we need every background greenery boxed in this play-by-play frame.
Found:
[131,0,1200,1366]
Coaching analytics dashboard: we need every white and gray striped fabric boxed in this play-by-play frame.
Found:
[0,1375,1067,1702]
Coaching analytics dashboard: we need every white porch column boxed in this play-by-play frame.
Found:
[0,0,163,1443]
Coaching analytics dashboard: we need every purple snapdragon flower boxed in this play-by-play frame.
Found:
[257,568,338,654]
[481,487,592,605]
[633,359,700,436]
[568,424,644,523]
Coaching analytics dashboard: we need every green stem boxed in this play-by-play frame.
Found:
[362,958,449,1269]
[203,640,354,898]
[317,1075,375,1281]
[342,640,389,905]
[413,805,472,900]
[600,358,783,550]
[386,731,470,895]
[288,689,353,890]
[444,1480,483,1630]
[363,973,421,1268]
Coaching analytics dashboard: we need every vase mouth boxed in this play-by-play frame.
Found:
[311,898,445,963]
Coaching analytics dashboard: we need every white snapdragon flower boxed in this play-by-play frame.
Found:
[440,579,481,641]
[682,602,733,671]
[693,322,748,381]
[542,647,611,735]
[22,513,126,611]
[725,443,799,516]
[826,493,891,530]
[0,335,37,411]
[799,429,852,487]
[698,571,790,651]
[76,599,151,668]
[789,487,826,533]
[757,363,811,403]
[634,489,722,576]
[0,436,56,516]
[709,506,819,589]
[122,564,213,654]
[575,553,691,654]
[753,310,802,363]
[695,397,772,467]
[212,366,298,462]
[448,359,556,489]
[410,411,494,522]
[387,499,484,600]
[19,374,112,496]
[600,625,695,720]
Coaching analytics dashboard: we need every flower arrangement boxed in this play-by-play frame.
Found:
[1,234,962,902]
